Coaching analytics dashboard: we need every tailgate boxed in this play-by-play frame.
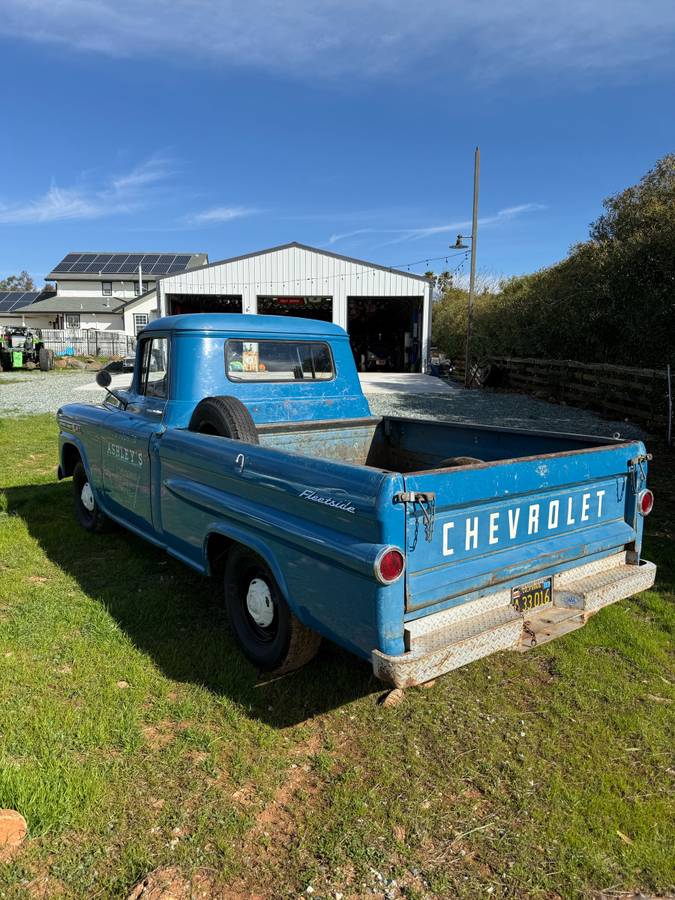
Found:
[402,443,642,614]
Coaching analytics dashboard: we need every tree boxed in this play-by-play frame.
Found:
[431,154,675,368]
[425,270,453,300]
[0,271,35,291]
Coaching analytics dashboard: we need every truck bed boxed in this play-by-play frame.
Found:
[256,415,619,472]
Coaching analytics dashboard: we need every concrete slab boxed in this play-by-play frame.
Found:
[359,373,452,395]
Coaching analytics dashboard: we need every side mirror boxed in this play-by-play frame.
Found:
[96,368,128,409]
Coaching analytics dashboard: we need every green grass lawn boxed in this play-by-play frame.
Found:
[0,415,673,898]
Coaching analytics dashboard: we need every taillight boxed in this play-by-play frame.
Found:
[374,547,405,584]
[638,489,654,516]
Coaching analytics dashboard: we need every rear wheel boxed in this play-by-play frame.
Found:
[224,545,320,673]
[73,461,112,533]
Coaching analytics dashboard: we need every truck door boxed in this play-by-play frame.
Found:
[101,335,169,533]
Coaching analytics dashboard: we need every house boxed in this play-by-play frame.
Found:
[3,252,207,332]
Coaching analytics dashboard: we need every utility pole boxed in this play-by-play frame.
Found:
[464,146,480,387]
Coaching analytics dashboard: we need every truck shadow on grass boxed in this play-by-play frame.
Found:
[5,480,379,727]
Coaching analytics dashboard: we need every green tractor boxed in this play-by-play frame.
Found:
[0,327,54,372]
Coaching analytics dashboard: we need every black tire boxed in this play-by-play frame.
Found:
[39,347,54,371]
[72,461,112,533]
[224,545,321,673]
[189,396,259,443]
[439,456,484,468]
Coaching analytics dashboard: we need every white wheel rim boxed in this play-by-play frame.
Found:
[81,481,95,512]
[245,577,274,628]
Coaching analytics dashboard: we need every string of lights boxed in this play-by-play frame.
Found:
[149,251,471,293]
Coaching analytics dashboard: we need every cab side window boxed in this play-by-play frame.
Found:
[138,337,169,399]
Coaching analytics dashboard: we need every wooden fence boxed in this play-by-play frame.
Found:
[39,329,135,358]
[454,356,673,437]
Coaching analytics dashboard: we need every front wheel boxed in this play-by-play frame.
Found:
[224,545,321,673]
[72,461,112,533]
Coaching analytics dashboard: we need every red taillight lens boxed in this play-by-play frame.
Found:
[638,489,654,516]
[375,547,405,584]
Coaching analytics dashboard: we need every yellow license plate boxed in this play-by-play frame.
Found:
[511,578,552,613]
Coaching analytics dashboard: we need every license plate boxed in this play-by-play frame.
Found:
[511,578,552,613]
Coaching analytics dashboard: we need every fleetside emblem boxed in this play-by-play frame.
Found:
[299,489,356,514]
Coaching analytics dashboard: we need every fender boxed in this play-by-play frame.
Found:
[203,522,293,612]
[58,436,112,517]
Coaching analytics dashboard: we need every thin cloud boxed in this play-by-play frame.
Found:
[327,203,546,247]
[0,156,174,225]
[185,206,259,226]
[1,1,673,82]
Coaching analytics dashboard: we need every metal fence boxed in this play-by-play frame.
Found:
[38,329,136,358]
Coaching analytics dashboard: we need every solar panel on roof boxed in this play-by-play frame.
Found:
[0,291,42,313]
[48,251,198,277]
[156,255,184,271]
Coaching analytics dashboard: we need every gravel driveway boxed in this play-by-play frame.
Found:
[0,369,645,440]
[0,371,105,417]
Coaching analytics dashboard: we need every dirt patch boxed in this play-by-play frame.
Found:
[141,720,194,751]
[233,728,326,884]
[127,866,266,900]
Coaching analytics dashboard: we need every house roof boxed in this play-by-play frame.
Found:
[0,289,55,314]
[157,241,432,284]
[14,295,125,315]
[47,251,208,279]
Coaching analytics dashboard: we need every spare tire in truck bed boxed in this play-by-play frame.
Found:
[189,396,259,443]
[438,456,484,468]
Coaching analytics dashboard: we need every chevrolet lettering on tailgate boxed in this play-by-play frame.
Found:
[442,487,608,556]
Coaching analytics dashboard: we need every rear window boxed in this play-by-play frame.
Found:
[225,339,334,382]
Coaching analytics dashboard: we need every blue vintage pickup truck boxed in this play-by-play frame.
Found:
[56,314,656,686]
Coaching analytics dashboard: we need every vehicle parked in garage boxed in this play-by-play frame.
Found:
[0,327,54,371]
[56,314,656,686]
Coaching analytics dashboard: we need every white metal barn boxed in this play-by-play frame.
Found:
[155,243,433,373]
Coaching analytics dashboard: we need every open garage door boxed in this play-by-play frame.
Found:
[348,296,423,373]
[167,294,242,314]
[257,296,333,321]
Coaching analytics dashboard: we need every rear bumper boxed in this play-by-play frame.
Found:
[372,553,656,687]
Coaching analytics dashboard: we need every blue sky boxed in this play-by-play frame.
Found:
[1,0,674,285]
